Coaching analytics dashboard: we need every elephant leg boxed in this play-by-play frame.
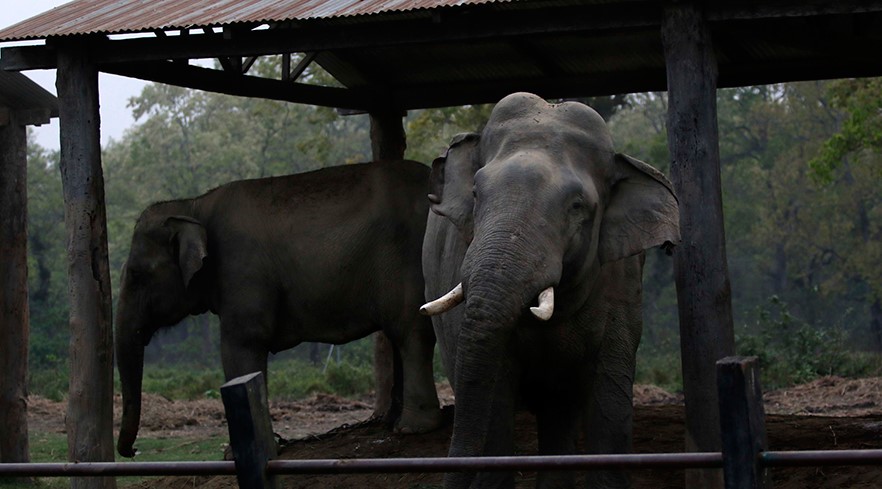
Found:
[582,323,640,489]
[372,331,400,425]
[220,340,269,382]
[219,316,270,382]
[390,318,442,434]
[535,402,581,489]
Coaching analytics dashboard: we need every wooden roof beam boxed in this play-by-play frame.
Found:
[102,61,373,110]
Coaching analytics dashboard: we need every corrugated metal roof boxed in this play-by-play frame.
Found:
[0,0,508,42]
[0,71,58,116]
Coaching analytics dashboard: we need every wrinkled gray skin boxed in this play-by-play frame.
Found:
[422,93,680,489]
[116,160,441,458]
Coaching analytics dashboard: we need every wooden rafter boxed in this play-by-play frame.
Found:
[102,60,373,110]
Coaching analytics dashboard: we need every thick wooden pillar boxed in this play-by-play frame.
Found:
[0,112,30,467]
[662,4,735,489]
[369,109,407,420]
[370,109,407,161]
[57,43,117,489]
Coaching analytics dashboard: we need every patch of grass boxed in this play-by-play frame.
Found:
[0,433,227,489]
[268,358,374,400]
[138,366,225,400]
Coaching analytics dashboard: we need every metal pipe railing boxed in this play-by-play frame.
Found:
[762,450,882,467]
[6,448,882,479]
[0,461,236,477]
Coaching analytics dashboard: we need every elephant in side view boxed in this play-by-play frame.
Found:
[421,93,680,489]
[115,160,441,458]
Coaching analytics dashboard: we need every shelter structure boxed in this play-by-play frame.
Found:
[0,71,57,468]
[3,1,882,488]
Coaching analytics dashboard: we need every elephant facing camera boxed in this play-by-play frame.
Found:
[422,92,680,489]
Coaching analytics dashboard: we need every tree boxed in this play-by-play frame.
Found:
[26,134,68,372]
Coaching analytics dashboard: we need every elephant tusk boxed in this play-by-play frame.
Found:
[420,283,464,316]
[530,287,555,321]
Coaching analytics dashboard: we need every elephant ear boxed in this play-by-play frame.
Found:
[164,216,208,288]
[599,154,681,264]
[428,132,481,240]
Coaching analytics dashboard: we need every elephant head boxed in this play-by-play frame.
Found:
[116,206,208,457]
[422,92,679,477]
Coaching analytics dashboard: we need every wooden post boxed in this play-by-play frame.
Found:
[221,372,278,489]
[717,356,769,489]
[662,3,735,489]
[56,42,117,489]
[370,109,406,161]
[0,112,30,469]
[369,108,407,421]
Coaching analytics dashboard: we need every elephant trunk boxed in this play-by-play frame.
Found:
[115,300,146,458]
[446,284,519,488]
[446,231,551,487]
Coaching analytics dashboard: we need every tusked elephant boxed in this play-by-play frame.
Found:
[115,160,442,458]
[421,93,680,489]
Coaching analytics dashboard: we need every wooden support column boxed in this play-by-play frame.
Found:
[369,108,407,421]
[221,372,278,489]
[0,111,30,468]
[56,42,117,489]
[662,3,735,489]
[370,109,407,161]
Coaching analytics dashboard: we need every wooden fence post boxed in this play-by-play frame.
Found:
[221,372,278,489]
[717,356,770,489]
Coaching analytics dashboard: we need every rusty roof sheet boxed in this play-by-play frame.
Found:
[0,0,510,42]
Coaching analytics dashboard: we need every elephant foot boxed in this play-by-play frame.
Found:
[394,406,444,434]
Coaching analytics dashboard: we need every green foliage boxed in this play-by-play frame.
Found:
[267,340,375,399]
[810,78,882,182]
[736,296,882,389]
[138,366,225,400]
[28,364,70,402]
[635,340,683,393]
[25,134,69,375]
[405,105,493,163]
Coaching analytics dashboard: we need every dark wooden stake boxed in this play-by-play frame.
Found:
[717,356,769,489]
[221,372,278,489]
[662,4,735,489]
[56,42,117,489]
[369,108,407,421]
[0,112,30,471]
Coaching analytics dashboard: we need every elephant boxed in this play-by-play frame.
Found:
[421,93,680,489]
[115,160,442,458]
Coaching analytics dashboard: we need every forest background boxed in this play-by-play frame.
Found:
[23,60,882,401]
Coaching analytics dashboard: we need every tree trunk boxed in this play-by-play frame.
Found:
[0,114,30,470]
[662,4,734,489]
[57,41,117,489]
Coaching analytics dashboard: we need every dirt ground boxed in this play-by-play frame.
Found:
[29,377,882,488]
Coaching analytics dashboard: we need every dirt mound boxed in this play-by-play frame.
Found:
[764,376,882,416]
